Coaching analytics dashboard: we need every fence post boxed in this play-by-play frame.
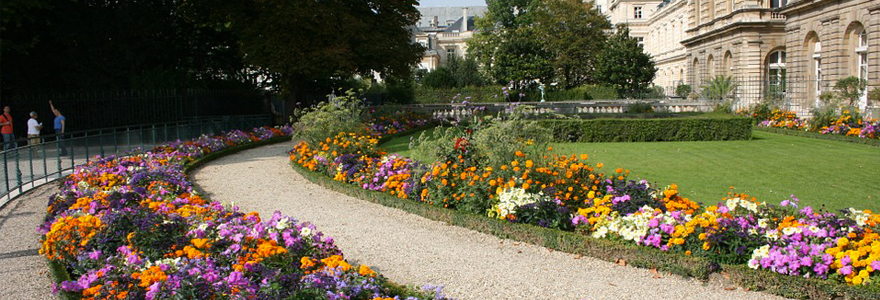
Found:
[85,132,90,162]
[16,149,22,194]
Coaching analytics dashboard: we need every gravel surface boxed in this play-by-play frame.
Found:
[0,184,59,300]
[192,141,793,300]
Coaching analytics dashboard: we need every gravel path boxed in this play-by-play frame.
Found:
[0,184,59,300]
[192,141,792,300]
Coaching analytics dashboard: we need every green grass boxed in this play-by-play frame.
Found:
[381,128,880,212]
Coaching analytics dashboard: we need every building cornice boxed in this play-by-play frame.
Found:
[779,0,880,14]
[647,0,686,23]
[685,7,780,34]
[681,20,785,46]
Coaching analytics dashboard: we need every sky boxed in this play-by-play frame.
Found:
[417,0,487,7]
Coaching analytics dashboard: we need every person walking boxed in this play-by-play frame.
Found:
[0,106,14,150]
[27,111,42,156]
[50,101,67,156]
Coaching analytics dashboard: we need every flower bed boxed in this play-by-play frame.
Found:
[39,126,450,300]
[753,109,880,141]
[289,120,880,298]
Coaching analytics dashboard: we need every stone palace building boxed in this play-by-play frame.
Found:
[606,0,879,114]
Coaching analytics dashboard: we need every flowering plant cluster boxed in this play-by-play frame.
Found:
[291,108,880,287]
[752,109,880,140]
[40,126,450,300]
[368,112,431,137]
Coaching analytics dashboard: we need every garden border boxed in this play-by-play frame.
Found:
[44,135,429,300]
[289,152,880,300]
[754,126,880,148]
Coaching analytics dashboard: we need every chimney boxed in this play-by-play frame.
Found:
[462,7,469,32]
[431,16,438,28]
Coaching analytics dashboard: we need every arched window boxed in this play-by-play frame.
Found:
[707,55,715,78]
[804,32,821,106]
[766,50,786,98]
[692,58,700,85]
[723,51,733,76]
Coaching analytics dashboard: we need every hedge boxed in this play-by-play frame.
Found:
[289,162,880,300]
[537,117,753,142]
[754,126,880,148]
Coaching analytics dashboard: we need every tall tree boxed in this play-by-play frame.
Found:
[531,0,611,88]
[188,0,424,104]
[596,24,656,97]
[1,0,247,92]
[469,0,551,90]
[469,0,610,90]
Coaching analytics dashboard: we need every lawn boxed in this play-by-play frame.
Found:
[381,128,880,212]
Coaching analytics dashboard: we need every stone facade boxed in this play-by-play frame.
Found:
[780,0,880,111]
[610,0,879,114]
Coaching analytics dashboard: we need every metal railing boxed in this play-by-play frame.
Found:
[0,114,272,208]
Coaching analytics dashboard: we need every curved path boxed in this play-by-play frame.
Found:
[0,184,59,300]
[192,141,791,300]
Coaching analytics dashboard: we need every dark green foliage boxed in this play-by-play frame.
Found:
[595,25,657,98]
[470,0,609,89]
[2,0,247,91]
[383,76,416,104]
[834,76,867,107]
[422,67,457,89]
[186,0,423,104]
[413,84,619,103]
[537,117,753,142]
[626,102,654,114]
[675,84,692,99]
[420,56,487,89]
[512,201,574,231]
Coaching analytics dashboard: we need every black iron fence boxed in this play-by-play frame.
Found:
[0,114,272,208]
[0,89,270,139]
[656,78,852,117]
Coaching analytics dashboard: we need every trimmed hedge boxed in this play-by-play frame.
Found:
[289,162,880,300]
[754,126,880,148]
[538,117,753,142]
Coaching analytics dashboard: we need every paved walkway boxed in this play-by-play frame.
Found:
[192,141,792,300]
[0,183,57,300]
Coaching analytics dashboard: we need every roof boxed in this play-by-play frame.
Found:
[415,6,488,28]
[443,17,477,32]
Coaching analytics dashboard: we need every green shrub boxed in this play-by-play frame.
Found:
[675,84,692,99]
[808,106,837,132]
[868,86,880,105]
[537,117,752,142]
[415,85,507,103]
[293,90,366,145]
[626,102,654,114]
[472,118,552,167]
[835,76,867,107]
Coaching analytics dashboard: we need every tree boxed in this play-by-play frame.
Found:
[595,25,656,98]
[469,0,610,90]
[531,0,611,88]
[1,0,248,92]
[188,0,424,104]
[469,0,552,90]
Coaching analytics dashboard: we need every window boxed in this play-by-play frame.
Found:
[770,0,788,9]
[446,47,456,58]
[814,40,822,105]
[707,55,715,78]
[767,51,786,98]
[596,5,602,13]
[857,30,868,107]
[634,6,642,19]
[635,37,644,48]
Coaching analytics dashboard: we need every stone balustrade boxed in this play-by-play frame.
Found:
[378,100,714,120]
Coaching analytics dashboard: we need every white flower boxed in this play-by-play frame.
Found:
[758,219,769,229]
[748,259,760,269]
[300,227,313,237]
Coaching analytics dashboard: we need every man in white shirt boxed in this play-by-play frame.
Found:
[27,111,42,152]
